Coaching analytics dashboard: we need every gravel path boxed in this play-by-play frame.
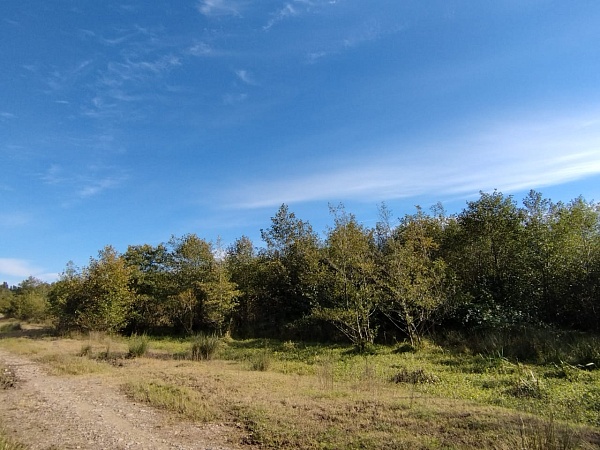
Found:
[0,349,241,450]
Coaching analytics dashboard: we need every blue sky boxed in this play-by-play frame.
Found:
[2,1,600,286]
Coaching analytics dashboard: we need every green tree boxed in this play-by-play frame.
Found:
[166,234,215,334]
[0,283,13,314]
[258,204,323,336]
[550,197,600,329]
[9,276,51,321]
[315,205,379,350]
[448,191,525,326]
[123,243,173,331]
[378,207,449,346]
[519,190,559,323]
[226,236,260,336]
[49,248,135,333]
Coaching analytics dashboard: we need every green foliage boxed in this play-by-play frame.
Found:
[5,277,50,321]
[255,204,323,337]
[123,243,173,331]
[49,247,135,333]
[378,206,449,346]
[316,205,379,351]
[199,241,239,335]
[0,286,13,314]
[21,189,600,345]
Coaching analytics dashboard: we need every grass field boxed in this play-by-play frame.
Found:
[1,319,599,449]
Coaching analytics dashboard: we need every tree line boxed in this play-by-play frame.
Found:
[1,190,599,348]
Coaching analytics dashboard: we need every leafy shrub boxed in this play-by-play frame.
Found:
[394,342,417,354]
[190,334,220,361]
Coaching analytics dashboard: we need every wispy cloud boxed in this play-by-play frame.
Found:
[0,259,58,284]
[223,92,248,105]
[188,41,213,56]
[78,176,124,198]
[264,3,298,30]
[45,60,93,92]
[197,0,244,17]
[0,213,31,228]
[42,164,64,185]
[235,69,256,85]
[41,163,127,201]
[0,112,17,120]
[226,110,600,208]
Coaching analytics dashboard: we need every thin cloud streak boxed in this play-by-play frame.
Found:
[197,0,244,17]
[0,213,31,228]
[0,259,57,284]
[228,111,600,208]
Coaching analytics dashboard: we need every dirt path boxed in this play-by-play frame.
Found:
[0,349,241,450]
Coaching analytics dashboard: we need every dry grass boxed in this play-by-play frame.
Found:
[1,319,599,449]
[123,378,218,422]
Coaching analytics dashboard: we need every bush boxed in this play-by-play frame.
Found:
[190,334,220,361]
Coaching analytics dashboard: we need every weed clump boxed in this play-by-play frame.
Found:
[390,368,439,385]
[78,344,93,357]
[0,365,17,389]
[509,370,547,399]
[0,322,21,333]
[190,334,220,361]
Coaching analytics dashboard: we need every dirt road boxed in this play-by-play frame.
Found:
[0,349,241,450]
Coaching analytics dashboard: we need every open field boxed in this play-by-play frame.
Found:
[1,318,599,449]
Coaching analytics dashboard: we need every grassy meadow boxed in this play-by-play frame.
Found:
[1,318,599,449]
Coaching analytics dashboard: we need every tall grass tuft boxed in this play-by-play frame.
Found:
[517,415,581,450]
[250,349,272,371]
[128,334,150,358]
[190,333,220,361]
